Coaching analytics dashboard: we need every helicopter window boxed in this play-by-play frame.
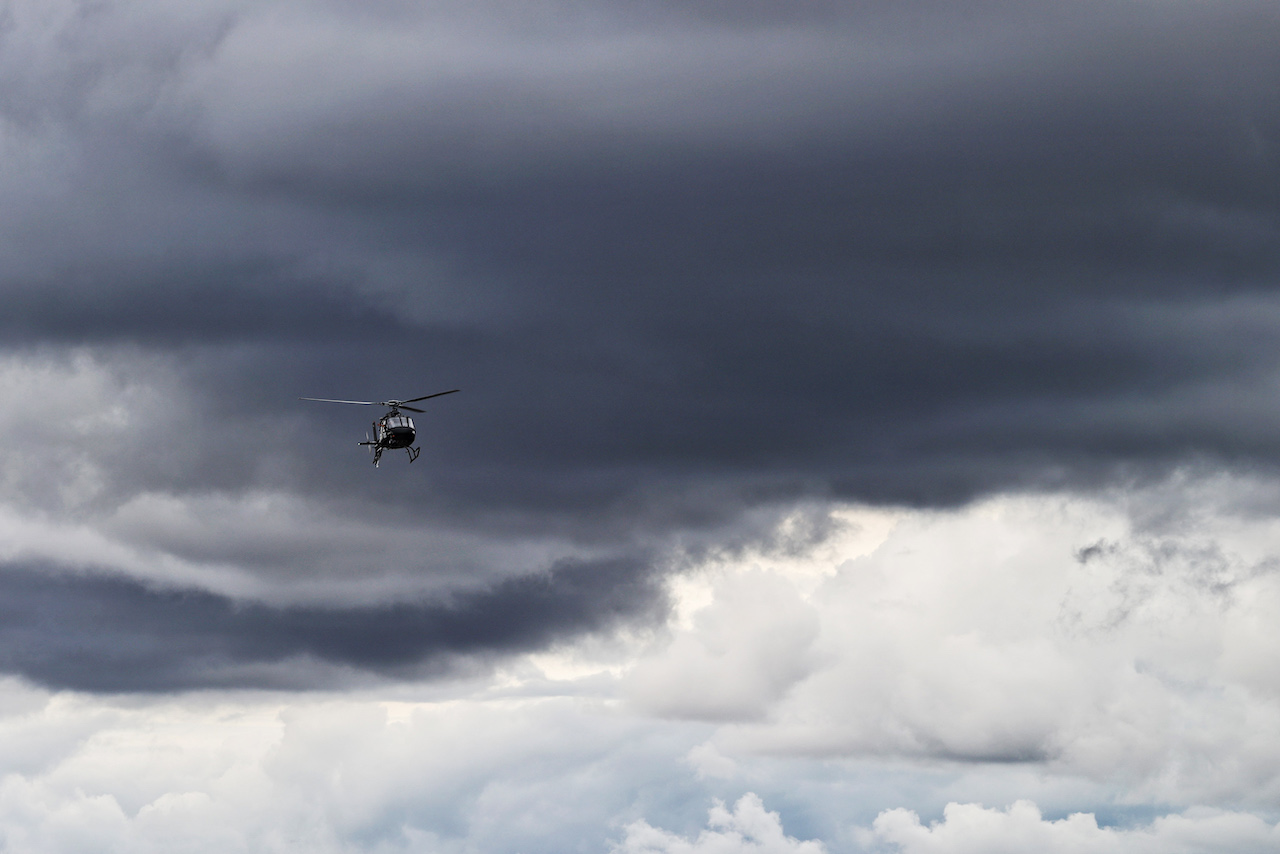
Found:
[386,416,413,428]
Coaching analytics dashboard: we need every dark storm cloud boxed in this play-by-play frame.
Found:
[4,0,1280,686]
[0,262,408,345]
[0,556,664,691]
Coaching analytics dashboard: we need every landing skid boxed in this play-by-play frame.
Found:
[357,442,419,466]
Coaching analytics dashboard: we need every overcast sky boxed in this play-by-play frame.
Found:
[3,0,1280,851]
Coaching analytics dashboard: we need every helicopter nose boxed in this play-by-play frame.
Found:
[383,426,416,448]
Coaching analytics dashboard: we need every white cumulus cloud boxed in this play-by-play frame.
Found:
[637,481,1280,807]
[612,793,826,854]
[869,800,1280,854]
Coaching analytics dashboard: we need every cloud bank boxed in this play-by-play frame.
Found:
[0,487,1277,849]
[3,0,1280,849]
[616,796,1280,854]
[3,0,1280,690]
[871,801,1280,854]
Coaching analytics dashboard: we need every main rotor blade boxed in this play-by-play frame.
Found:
[398,405,426,413]
[300,397,377,406]
[400,389,460,404]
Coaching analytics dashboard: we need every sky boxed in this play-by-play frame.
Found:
[3,0,1280,851]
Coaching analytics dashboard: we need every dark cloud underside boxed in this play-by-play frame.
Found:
[3,0,1280,689]
[0,557,663,691]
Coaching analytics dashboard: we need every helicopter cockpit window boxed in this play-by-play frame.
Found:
[386,415,413,429]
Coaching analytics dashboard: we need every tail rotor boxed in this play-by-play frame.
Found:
[359,429,382,466]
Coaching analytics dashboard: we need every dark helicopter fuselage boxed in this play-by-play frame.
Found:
[378,414,416,449]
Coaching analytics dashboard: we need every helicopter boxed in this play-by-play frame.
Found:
[301,390,459,467]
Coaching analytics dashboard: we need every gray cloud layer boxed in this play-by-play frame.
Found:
[0,556,662,691]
